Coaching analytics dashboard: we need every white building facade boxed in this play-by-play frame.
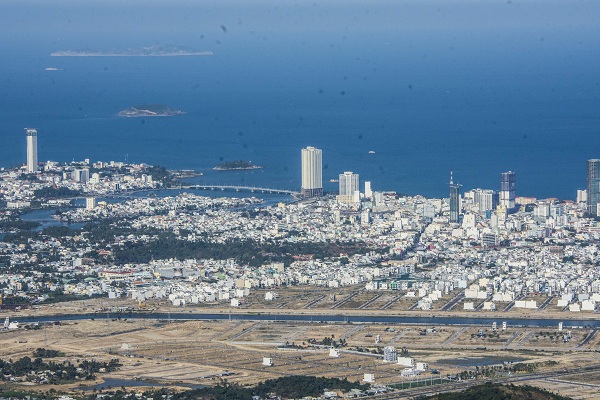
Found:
[301,146,323,198]
[26,128,38,173]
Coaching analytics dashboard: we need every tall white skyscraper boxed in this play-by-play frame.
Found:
[301,146,323,198]
[339,171,359,196]
[338,171,360,204]
[577,189,587,204]
[364,181,372,199]
[25,128,38,173]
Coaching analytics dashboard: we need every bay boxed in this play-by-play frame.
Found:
[1,1,599,200]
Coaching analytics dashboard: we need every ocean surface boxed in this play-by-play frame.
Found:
[1,0,599,199]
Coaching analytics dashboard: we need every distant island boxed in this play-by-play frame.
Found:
[117,104,185,117]
[51,44,213,57]
[213,160,263,171]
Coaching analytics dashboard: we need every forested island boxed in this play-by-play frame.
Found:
[213,160,262,170]
[117,104,185,117]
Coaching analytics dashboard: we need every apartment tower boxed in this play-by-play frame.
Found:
[25,128,38,173]
[301,146,323,198]
[499,171,516,210]
[587,159,600,216]
[449,170,461,223]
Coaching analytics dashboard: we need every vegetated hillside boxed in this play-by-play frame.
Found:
[422,383,573,400]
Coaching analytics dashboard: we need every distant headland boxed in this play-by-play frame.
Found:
[50,44,213,57]
[117,104,185,117]
[213,160,263,171]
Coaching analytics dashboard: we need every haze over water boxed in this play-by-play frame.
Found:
[1,0,599,199]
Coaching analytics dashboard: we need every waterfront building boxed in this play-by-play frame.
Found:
[516,196,536,206]
[86,197,96,210]
[499,171,516,210]
[449,171,460,223]
[364,181,372,199]
[338,171,360,204]
[587,159,600,216]
[577,189,587,204]
[25,128,38,173]
[301,146,323,198]
[339,171,359,196]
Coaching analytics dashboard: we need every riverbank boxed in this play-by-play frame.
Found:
[10,305,600,327]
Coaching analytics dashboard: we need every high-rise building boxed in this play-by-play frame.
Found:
[577,189,587,204]
[73,168,90,183]
[364,181,372,199]
[499,171,516,210]
[339,171,359,196]
[25,128,38,173]
[587,159,600,216]
[301,146,323,198]
[338,171,360,204]
[449,171,461,223]
[472,189,497,213]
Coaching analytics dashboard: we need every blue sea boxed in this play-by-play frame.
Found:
[1,0,599,199]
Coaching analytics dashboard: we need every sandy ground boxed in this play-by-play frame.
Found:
[1,315,600,398]
[4,286,600,398]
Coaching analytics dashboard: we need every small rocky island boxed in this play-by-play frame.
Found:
[213,160,263,171]
[117,104,185,117]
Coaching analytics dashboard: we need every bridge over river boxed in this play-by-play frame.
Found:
[180,184,300,197]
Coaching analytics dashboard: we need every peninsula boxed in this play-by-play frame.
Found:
[213,160,263,170]
[117,104,185,117]
[51,44,213,57]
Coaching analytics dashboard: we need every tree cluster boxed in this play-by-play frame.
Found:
[112,235,380,267]
[421,382,573,400]
[0,356,121,384]
[33,187,80,199]
[32,348,64,358]
[174,375,368,400]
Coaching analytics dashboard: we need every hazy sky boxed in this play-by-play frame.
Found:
[3,0,599,47]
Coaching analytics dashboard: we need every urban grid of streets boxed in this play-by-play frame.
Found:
[1,158,600,399]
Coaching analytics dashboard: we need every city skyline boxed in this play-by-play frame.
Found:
[15,136,597,206]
